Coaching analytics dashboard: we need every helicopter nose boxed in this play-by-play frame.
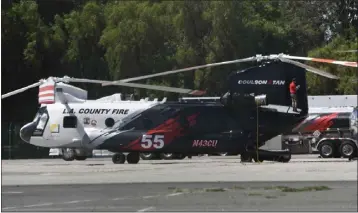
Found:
[20,122,37,143]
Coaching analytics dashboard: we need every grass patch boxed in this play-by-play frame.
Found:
[231,185,245,190]
[247,192,262,196]
[204,188,227,192]
[265,195,277,199]
[171,188,189,193]
[263,185,331,192]
[278,186,331,192]
[169,187,227,193]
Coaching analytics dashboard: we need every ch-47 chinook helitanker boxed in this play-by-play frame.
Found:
[2,53,357,164]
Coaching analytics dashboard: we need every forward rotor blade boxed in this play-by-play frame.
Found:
[103,56,257,85]
[280,54,357,67]
[64,77,206,95]
[2,81,42,99]
[279,58,340,79]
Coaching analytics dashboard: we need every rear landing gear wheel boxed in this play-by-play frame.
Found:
[253,155,263,163]
[240,152,252,162]
[127,152,140,164]
[278,154,291,163]
[112,153,126,164]
[174,153,186,160]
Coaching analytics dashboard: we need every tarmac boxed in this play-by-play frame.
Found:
[1,155,358,211]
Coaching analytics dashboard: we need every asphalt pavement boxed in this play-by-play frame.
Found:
[2,155,357,186]
[2,181,357,212]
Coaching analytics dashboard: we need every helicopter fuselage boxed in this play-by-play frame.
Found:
[20,100,306,155]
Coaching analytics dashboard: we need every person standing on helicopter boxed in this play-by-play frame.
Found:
[289,78,300,112]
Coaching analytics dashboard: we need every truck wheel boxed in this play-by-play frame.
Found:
[140,153,155,160]
[318,141,335,158]
[339,141,357,158]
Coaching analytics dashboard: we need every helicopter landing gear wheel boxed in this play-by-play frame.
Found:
[253,154,263,163]
[174,153,186,160]
[278,153,291,163]
[62,148,75,161]
[112,153,126,164]
[75,156,87,161]
[240,152,252,163]
[160,153,173,160]
[127,152,140,164]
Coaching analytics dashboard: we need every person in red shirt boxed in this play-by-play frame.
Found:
[289,78,300,112]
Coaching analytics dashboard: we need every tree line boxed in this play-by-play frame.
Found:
[2,0,357,122]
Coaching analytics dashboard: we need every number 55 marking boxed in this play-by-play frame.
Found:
[141,135,165,149]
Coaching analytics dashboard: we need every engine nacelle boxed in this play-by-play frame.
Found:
[228,93,268,108]
[254,94,267,106]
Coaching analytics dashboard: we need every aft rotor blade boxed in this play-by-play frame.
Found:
[64,77,206,95]
[279,58,340,79]
[103,56,257,85]
[2,81,42,99]
[280,54,357,68]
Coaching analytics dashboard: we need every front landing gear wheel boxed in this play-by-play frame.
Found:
[127,152,140,164]
[62,148,75,161]
[112,153,126,164]
[75,156,87,161]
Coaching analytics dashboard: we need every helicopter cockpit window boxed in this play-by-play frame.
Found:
[63,116,77,128]
[32,106,49,136]
[37,113,49,130]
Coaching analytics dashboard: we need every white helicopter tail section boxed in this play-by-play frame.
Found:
[39,80,88,105]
